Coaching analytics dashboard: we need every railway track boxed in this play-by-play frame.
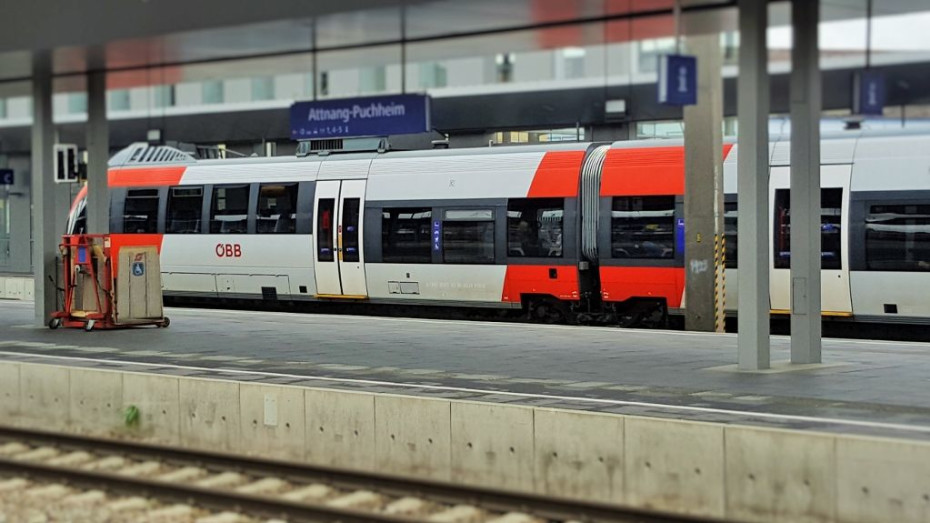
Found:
[0,425,719,523]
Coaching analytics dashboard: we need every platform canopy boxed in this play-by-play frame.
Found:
[1,0,929,91]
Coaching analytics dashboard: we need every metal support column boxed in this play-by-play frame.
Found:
[737,0,771,370]
[86,50,110,234]
[683,33,723,332]
[789,0,822,363]
[31,50,56,327]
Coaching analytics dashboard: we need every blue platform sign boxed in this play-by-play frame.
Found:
[855,70,885,116]
[290,94,431,140]
[0,168,12,185]
[658,54,697,106]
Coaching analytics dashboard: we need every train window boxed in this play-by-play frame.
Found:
[865,203,930,271]
[342,198,361,262]
[507,198,564,257]
[773,188,842,269]
[724,200,737,269]
[382,208,432,263]
[317,198,335,262]
[610,196,675,259]
[72,203,87,235]
[210,184,249,234]
[166,186,203,234]
[257,184,298,234]
[443,209,495,264]
[123,189,159,234]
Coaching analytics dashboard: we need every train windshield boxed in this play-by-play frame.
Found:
[66,196,87,235]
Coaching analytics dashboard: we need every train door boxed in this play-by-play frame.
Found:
[312,180,368,298]
[769,165,852,315]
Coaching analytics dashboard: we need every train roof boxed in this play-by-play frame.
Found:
[109,126,930,171]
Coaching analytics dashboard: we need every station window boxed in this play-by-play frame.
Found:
[359,66,387,94]
[251,76,274,102]
[507,198,563,258]
[152,85,175,109]
[166,186,203,234]
[443,209,495,264]
[317,199,335,262]
[773,188,842,269]
[610,196,676,259]
[210,184,249,234]
[123,189,160,234]
[256,184,298,234]
[108,90,130,112]
[202,80,224,105]
[382,208,432,263]
[724,200,737,268]
[865,203,930,272]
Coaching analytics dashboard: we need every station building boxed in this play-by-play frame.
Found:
[1,0,929,273]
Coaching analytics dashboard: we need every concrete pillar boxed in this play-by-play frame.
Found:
[31,50,57,326]
[683,33,724,332]
[737,0,771,370]
[789,0,822,363]
[86,50,109,234]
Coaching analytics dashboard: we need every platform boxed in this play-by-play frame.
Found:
[1,299,929,441]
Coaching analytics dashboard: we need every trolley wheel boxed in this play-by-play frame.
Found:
[48,318,61,330]
[160,317,170,328]
[84,320,96,332]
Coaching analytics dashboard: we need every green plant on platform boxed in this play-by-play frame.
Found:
[124,405,140,428]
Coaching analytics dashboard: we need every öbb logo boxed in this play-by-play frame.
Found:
[215,243,242,258]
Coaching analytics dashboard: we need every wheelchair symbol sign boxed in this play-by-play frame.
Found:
[131,261,145,277]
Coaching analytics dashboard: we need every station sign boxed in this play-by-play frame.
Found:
[658,54,697,106]
[54,144,79,184]
[854,70,885,116]
[290,94,431,140]
[0,168,12,186]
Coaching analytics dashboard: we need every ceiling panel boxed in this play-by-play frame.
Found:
[315,7,402,47]
[1,0,926,86]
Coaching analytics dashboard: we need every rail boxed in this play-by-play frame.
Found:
[0,425,722,522]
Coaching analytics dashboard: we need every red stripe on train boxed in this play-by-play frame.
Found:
[527,151,585,198]
[601,147,685,196]
[600,144,735,197]
[71,185,88,216]
[722,143,734,160]
[599,266,684,308]
[502,265,580,303]
[108,166,186,187]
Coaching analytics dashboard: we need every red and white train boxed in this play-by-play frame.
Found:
[67,131,930,325]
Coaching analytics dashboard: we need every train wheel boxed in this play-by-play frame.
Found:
[529,298,568,324]
[616,299,667,329]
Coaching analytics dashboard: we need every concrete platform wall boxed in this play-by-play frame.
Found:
[3,360,928,523]
[0,276,33,301]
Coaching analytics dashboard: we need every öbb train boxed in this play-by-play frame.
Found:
[66,131,930,326]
